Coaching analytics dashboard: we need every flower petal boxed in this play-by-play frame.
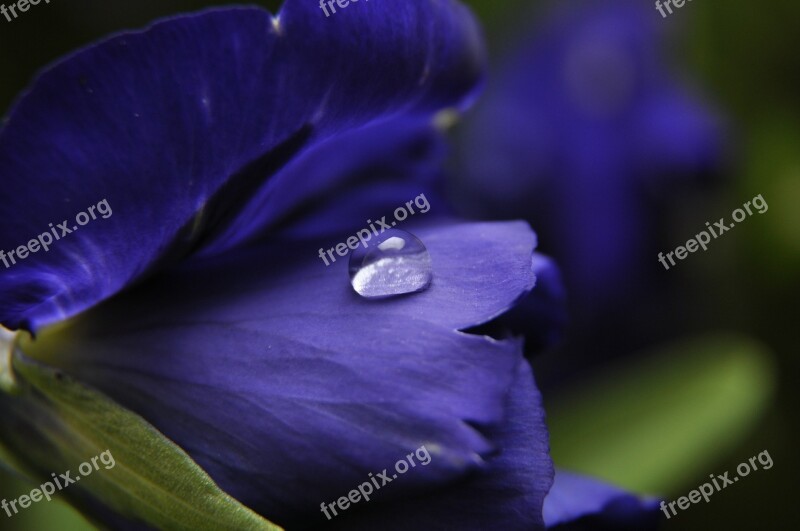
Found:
[25,220,542,528]
[469,253,568,355]
[320,359,554,530]
[543,471,661,530]
[0,0,484,331]
[206,116,448,248]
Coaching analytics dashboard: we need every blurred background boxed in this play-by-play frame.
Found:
[0,0,796,529]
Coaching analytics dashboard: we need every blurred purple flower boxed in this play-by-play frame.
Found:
[458,0,723,312]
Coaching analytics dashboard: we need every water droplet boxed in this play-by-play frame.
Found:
[349,229,432,299]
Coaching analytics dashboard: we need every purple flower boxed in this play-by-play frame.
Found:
[0,2,563,529]
[0,2,666,529]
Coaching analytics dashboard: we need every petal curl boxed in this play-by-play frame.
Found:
[543,471,660,530]
[208,116,448,247]
[469,253,567,355]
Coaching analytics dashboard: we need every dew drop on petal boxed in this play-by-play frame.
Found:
[349,229,432,299]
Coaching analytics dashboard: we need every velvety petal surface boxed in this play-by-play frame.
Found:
[543,471,661,530]
[319,359,554,530]
[0,0,484,331]
[25,220,542,528]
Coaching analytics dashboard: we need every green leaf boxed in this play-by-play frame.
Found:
[0,351,282,531]
[546,335,775,495]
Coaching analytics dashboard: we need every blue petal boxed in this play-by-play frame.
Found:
[207,116,449,247]
[29,220,544,528]
[320,359,554,530]
[543,471,661,530]
[0,0,484,331]
[475,253,568,354]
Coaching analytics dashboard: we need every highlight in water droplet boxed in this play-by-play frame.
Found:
[349,229,432,299]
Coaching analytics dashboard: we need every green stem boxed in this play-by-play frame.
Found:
[0,325,20,394]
